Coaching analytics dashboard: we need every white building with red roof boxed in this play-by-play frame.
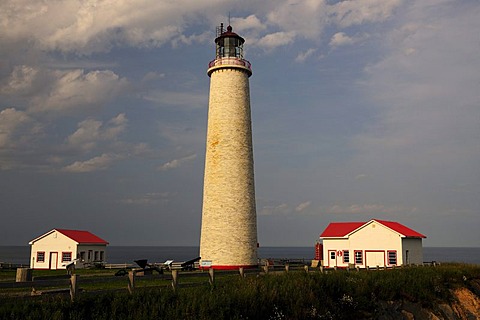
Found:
[319,219,426,268]
[29,229,109,270]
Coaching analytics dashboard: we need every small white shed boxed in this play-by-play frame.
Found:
[320,219,426,268]
[29,229,109,270]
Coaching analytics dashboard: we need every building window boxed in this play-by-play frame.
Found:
[388,251,397,265]
[88,250,92,261]
[330,251,336,260]
[37,252,45,263]
[62,252,72,262]
[80,251,85,261]
[100,251,104,261]
[94,251,99,261]
[343,250,350,263]
[355,251,363,264]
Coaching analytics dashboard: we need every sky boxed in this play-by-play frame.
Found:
[1,0,479,247]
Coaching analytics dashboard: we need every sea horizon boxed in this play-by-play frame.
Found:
[1,245,479,265]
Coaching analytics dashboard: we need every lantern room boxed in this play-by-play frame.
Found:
[207,23,252,77]
[215,23,245,59]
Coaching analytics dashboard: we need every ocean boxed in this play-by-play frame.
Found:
[1,246,479,265]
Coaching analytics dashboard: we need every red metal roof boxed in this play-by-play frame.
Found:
[320,222,364,237]
[56,229,109,244]
[320,219,426,238]
[374,220,426,238]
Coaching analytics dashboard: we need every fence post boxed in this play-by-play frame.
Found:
[239,267,245,278]
[263,265,269,274]
[208,268,215,286]
[16,268,32,282]
[285,264,290,273]
[304,265,309,273]
[70,274,78,302]
[128,270,135,294]
[171,269,178,291]
[320,266,324,274]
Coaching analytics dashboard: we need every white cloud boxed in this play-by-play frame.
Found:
[171,31,211,48]
[30,69,128,114]
[231,15,266,33]
[329,32,355,47]
[104,113,128,140]
[346,1,480,220]
[120,192,173,205]
[0,108,41,150]
[295,48,317,63]
[355,174,367,180]
[355,1,480,170]
[0,0,229,55]
[295,201,311,212]
[1,65,38,95]
[259,203,290,216]
[143,90,207,108]
[256,31,296,50]
[66,114,127,152]
[324,204,416,215]
[142,72,165,83]
[157,154,197,171]
[329,0,402,28]
[62,153,119,173]
[266,0,327,40]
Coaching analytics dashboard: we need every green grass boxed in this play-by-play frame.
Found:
[0,264,479,319]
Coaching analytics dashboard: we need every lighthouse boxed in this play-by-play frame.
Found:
[199,24,258,269]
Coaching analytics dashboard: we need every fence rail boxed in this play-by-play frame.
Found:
[104,263,134,269]
[1,262,440,301]
[0,263,29,269]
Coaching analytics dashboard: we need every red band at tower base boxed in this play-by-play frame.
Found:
[200,264,258,270]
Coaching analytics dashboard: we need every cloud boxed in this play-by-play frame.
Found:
[256,31,296,50]
[120,192,173,206]
[0,108,43,170]
[353,1,480,181]
[141,72,165,83]
[0,0,240,55]
[1,0,176,54]
[0,108,36,148]
[66,114,127,152]
[142,91,207,108]
[231,15,266,33]
[266,0,327,40]
[157,154,197,171]
[324,204,417,215]
[295,48,317,63]
[62,153,120,173]
[171,31,211,48]
[259,203,290,216]
[355,174,367,180]
[329,32,355,47]
[1,65,39,95]
[329,0,402,28]
[295,201,311,212]
[30,69,128,114]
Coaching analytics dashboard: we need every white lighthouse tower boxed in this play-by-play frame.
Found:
[199,24,258,269]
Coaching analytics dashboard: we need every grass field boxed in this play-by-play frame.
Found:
[0,263,479,319]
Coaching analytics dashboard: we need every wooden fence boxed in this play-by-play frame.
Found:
[1,262,439,302]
